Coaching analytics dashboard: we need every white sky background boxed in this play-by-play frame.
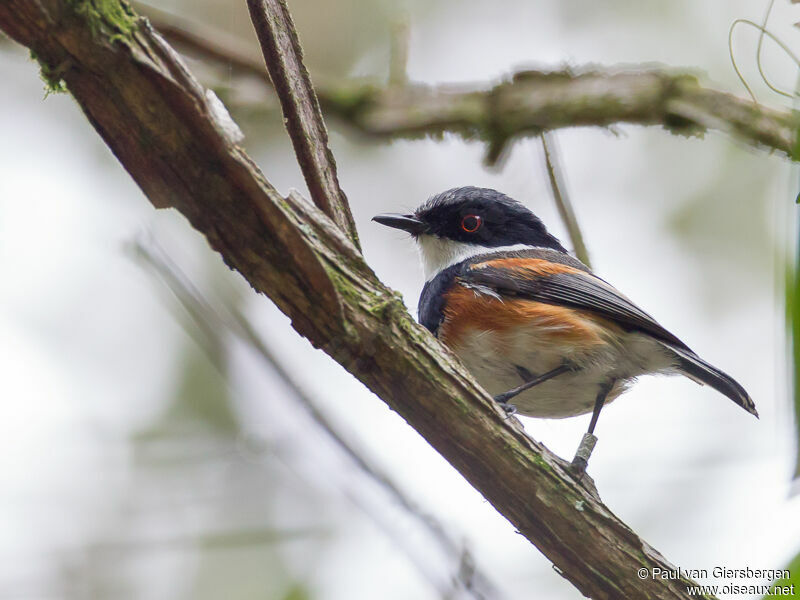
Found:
[2,1,800,599]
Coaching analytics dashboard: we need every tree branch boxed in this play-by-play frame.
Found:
[540,132,591,268]
[133,4,800,163]
[133,240,502,600]
[245,0,360,249]
[0,2,716,598]
[337,70,800,164]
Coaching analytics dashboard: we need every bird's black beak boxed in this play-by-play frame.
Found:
[372,213,428,235]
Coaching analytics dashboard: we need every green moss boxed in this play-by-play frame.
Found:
[662,112,704,137]
[511,69,580,84]
[792,127,800,164]
[30,49,68,96]
[29,1,139,95]
[670,72,701,88]
[661,74,706,138]
[322,83,379,119]
[318,258,405,324]
[65,0,138,43]
[365,290,405,319]
[324,265,361,304]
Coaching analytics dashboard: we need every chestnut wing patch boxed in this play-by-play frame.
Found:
[463,260,692,352]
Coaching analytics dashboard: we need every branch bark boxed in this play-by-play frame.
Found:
[0,2,717,598]
[133,4,800,163]
[245,0,360,249]
[540,132,591,268]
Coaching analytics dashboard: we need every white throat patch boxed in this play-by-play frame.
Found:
[415,235,534,281]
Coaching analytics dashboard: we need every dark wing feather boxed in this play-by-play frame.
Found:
[462,265,692,351]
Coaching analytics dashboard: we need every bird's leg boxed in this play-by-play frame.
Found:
[493,364,571,414]
[570,381,615,476]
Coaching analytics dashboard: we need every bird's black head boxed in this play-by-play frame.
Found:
[373,186,565,250]
[373,187,567,279]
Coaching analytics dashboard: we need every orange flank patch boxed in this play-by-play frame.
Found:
[439,284,622,353]
[470,257,582,277]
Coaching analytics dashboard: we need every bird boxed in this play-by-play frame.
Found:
[372,186,757,474]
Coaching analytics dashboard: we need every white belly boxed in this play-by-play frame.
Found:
[451,328,677,418]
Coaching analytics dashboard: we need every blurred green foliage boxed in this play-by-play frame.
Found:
[787,258,800,481]
[765,549,800,599]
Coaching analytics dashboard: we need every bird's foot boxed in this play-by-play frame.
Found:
[493,390,517,414]
[570,456,588,478]
[495,399,517,416]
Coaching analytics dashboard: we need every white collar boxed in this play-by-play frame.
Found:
[415,236,537,281]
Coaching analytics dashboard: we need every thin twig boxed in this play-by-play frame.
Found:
[539,132,591,268]
[132,240,501,600]
[245,0,360,249]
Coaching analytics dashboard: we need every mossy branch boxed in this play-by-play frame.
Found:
[333,70,800,164]
[132,4,800,164]
[0,1,718,598]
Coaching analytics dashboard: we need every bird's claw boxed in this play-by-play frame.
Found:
[494,396,518,415]
[569,456,588,478]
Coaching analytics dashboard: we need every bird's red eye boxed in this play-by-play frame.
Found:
[461,214,482,233]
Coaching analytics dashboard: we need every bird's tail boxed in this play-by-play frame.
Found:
[664,343,758,418]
